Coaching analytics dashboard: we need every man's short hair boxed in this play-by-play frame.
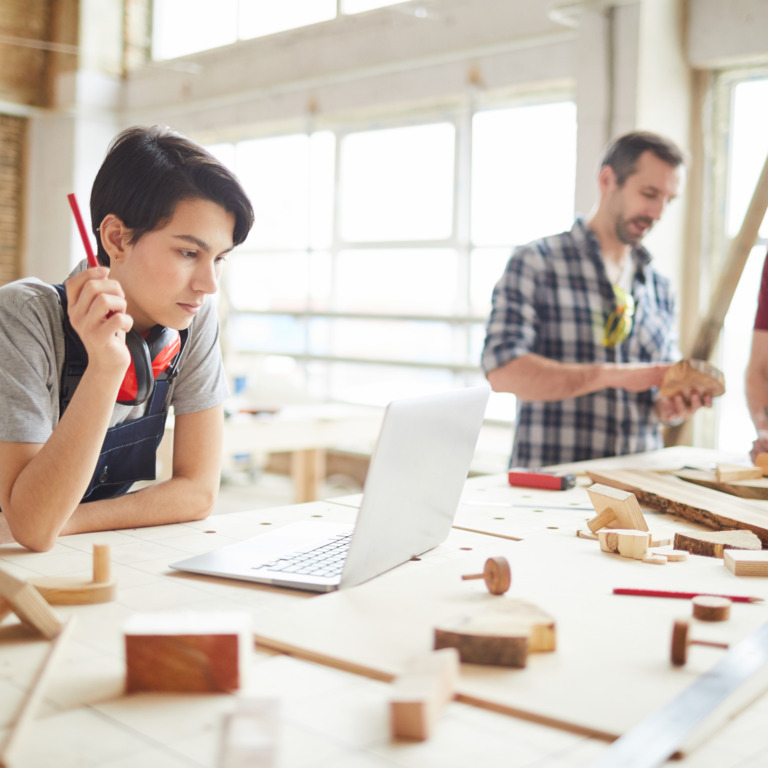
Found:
[91,125,254,265]
[600,131,685,187]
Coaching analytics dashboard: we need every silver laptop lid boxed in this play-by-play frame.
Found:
[339,385,490,588]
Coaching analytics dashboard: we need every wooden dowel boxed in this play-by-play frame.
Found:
[0,617,76,768]
[92,545,110,584]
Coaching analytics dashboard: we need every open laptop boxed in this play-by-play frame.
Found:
[170,386,490,592]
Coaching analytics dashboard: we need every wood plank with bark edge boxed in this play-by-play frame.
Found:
[586,469,768,546]
[674,530,762,559]
[674,468,768,500]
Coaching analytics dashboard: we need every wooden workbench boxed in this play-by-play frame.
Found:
[2,447,768,767]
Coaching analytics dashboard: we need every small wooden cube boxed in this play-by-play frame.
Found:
[125,611,251,693]
[724,549,768,577]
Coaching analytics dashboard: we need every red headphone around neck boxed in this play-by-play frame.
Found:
[119,326,182,405]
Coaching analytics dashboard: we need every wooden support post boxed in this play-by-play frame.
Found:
[291,448,326,504]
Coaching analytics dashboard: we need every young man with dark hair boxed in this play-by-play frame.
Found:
[482,130,709,467]
[0,125,254,551]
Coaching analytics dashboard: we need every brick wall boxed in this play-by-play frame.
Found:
[0,115,26,285]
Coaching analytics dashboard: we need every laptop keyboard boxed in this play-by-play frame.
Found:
[258,532,353,578]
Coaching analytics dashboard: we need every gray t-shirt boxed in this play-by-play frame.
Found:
[0,264,229,443]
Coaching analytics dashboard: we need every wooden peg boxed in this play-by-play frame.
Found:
[755,452,768,476]
[390,648,459,741]
[28,544,116,605]
[586,484,648,533]
[461,556,511,595]
[670,619,729,666]
[691,596,731,622]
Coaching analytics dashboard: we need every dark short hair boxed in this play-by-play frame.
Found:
[90,125,254,265]
[600,130,685,186]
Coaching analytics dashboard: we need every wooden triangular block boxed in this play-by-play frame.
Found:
[0,568,63,639]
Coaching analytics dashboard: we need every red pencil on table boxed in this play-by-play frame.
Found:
[67,193,98,268]
[613,587,764,604]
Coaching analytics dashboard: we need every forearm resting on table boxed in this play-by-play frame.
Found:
[486,353,669,401]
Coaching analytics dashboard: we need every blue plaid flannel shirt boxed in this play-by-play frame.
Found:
[481,217,679,468]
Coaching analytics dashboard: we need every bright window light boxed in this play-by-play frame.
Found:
[726,79,768,239]
[239,0,336,39]
[152,0,237,60]
[339,123,455,241]
[342,0,410,12]
[472,102,577,246]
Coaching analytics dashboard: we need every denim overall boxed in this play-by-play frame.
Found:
[54,285,187,502]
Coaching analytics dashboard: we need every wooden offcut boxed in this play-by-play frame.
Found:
[390,648,459,741]
[586,484,648,533]
[124,611,251,693]
[0,568,62,640]
[724,550,768,577]
[692,596,731,622]
[586,469,768,546]
[434,599,555,668]
[674,530,762,559]
[715,464,763,483]
[598,529,651,560]
[660,359,725,400]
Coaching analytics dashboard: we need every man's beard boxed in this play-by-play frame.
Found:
[615,215,654,245]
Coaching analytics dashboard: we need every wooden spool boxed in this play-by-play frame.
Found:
[670,619,730,666]
[28,544,116,605]
[691,596,731,622]
[461,557,511,595]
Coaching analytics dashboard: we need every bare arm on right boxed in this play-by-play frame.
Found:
[486,352,671,401]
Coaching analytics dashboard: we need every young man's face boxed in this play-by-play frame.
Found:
[607,150,683,246]
[114,198,235,333]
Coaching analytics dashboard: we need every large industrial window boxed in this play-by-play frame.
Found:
[708,71,768,452]
[213,98,577,418]
[152,0,411,60]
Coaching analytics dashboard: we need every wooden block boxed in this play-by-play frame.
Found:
[598,529,650,560]
[724,550,768,577]
[390,648,459,741]
[434,599,555,667]
[755,453,768,476]
[692,596,731,622]
[124,611,251,693]
[659,359,725,399]
[586,484,648,533]
[715,463,763,482]
[28,544,116,606]
[674,529,763,559]
[0,569,62,640]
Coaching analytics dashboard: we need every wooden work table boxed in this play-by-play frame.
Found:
[2,447,768,767]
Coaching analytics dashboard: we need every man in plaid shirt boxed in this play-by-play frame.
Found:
[482,131,710,467]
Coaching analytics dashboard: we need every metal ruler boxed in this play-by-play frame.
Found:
[589,620,768,767]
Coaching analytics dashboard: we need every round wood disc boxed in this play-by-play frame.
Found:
[692,595,731,622]
[483,557,512,595]
[670,619,690,666]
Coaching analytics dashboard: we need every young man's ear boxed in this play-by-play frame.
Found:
[100,215,131,263]
[598,164,619,196]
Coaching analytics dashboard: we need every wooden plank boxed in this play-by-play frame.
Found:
[586,469,768,545]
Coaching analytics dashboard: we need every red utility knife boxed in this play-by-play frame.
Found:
[507,468,576,490]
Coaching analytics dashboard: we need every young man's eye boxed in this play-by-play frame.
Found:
[180,250,197,259]
[215,255,228,266]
